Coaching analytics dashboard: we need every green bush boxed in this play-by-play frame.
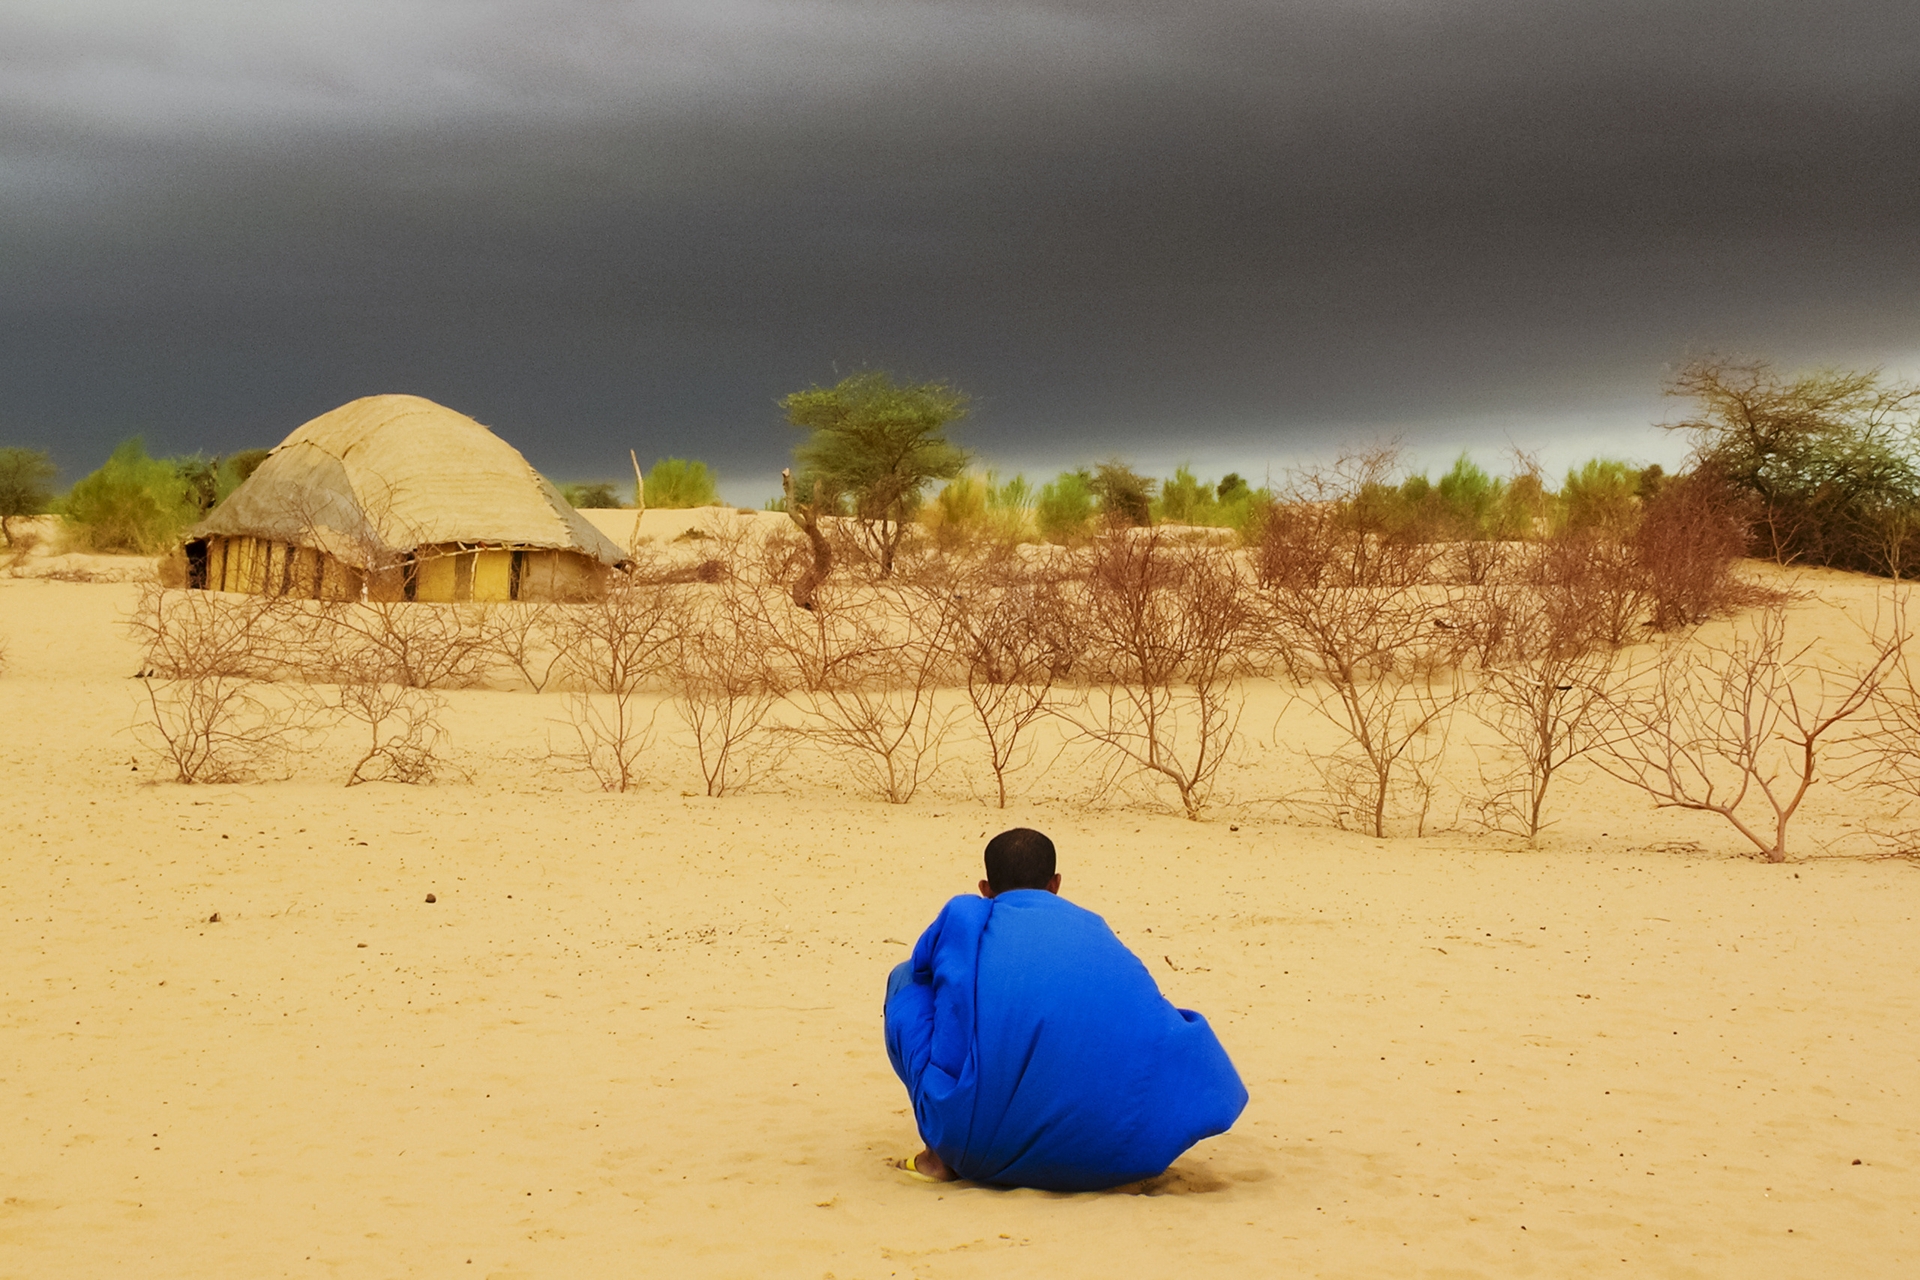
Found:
[561,481,626,509]
[1037,470,1096,544]
[1089,461,1155,527]
[932,471,988,527]
[1152,465,1268,536]
[227,448,272,485]
[61,439,200,554]
[644,458,721,509]
[1433,454,1507,538]
[1561,459,1642,537]
[989,473,1035,515]
[927,471,1040,545]
[1156,464,1212,523]
[1343,455,1515,542]
[1499,468,1552,538]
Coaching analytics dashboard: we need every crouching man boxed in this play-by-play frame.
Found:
[884,827,1247,1190]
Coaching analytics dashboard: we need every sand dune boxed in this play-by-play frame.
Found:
[2,568,1916,1278]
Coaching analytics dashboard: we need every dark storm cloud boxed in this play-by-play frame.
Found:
[3,1,1917,492]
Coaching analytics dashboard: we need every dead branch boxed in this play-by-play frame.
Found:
[1845,594,1920,849]
[481,602,571,692]
[949,573,1071,807]
[1472,602,1625,841]
[782,468,834,609]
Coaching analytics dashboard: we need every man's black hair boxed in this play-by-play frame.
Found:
[984,828,1056,893]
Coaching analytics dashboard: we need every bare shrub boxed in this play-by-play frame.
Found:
[553,573,681,792]
[947,567,1075,807]
[1633,464,1760,630]
[322,600,495,689]
[761,522,813,592]
[1594,604,1899,862]
[771,577,962,804]
[1061,531,1251,820]
[1846,597,1920,848]
[688,508,767,579]
[128,585,318,782]
[669,583,787,796]
[333,646,455,786]
[1526,532,1650,648]
[1276,604,1468,837]
[482,603,571,692]
[1256,471,1472,836]
[1253,452,1442,593]
[1470,572,1625,840]
[1442,537,1515,587]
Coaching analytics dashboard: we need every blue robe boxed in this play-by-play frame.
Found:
[884,890,1247,1191]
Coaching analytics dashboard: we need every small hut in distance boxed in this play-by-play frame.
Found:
[186,395,628,602]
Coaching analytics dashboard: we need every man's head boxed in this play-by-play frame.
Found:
[980,828,1061,898]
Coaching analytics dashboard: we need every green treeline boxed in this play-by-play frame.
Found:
[0,439,270,554]
[920,453,1673,548]
[799,357,1920,577]
[10,355,1917,574]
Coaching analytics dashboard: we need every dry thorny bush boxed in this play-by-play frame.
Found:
[1860,594,1920,850]
[948,565,1077,807]
[332,643,457,786]
[320,599,496,689]
[1254,492,1470,837]
[551,568,680,792]
[483,603,572,692]
[1591,603,1901,862]
[1059,530,1252,820]
[668,576,788,797]
[128,585,322,783]
[127,473,1918,854]
[1466,560,1626,840]
[766,571,964,804]
[655,511,799,796]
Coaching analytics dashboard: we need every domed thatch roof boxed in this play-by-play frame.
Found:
[190,395,626,568]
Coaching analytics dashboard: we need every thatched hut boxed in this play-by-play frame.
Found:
[185,395,627,602]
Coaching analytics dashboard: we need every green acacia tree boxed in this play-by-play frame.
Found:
[0,447,58,547]
[780,371,968,577]
[1667,356,1920,574]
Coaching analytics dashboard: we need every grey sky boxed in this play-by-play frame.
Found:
[4,1,1917,498]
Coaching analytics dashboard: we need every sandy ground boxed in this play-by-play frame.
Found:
[2,564,1917,1278]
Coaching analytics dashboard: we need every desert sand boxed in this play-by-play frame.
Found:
[2,543,1917,1278]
